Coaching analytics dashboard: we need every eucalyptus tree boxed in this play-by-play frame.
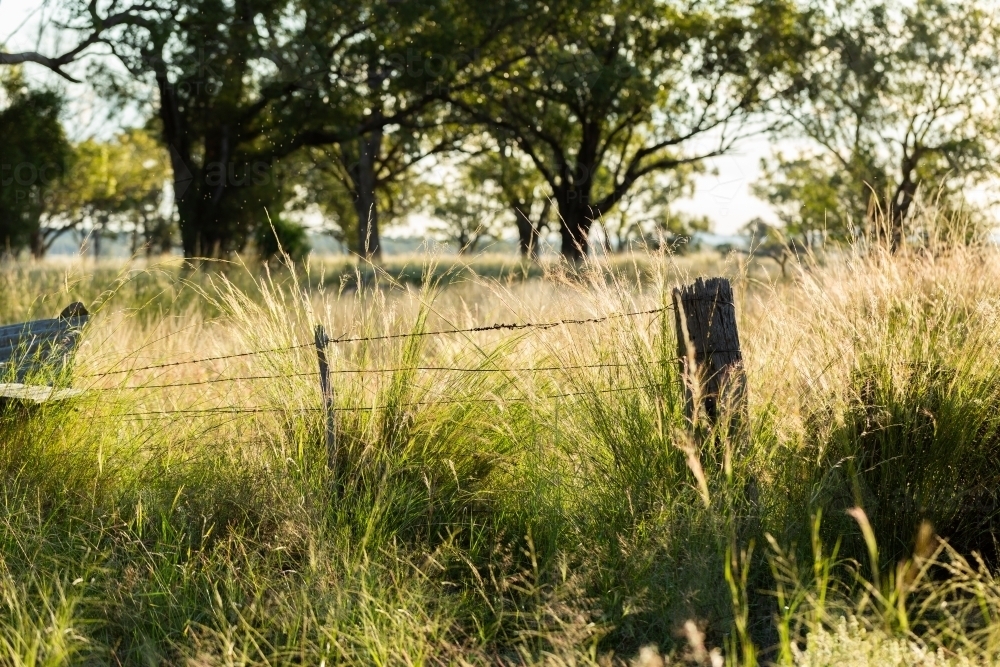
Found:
[751,152,855,247]
[0,71,72,258]
[277,0,548,259]
[294,131,446,255]
[769,0,1000,249]
[464,139,552,259]
[50,128,171,258]
[80,0,385,258]
[78,0,539,259]
[64,0,439,258]
[598,167,707,253]
[0,1,153,82]
[299,126,460,258]
[451,0,805,261]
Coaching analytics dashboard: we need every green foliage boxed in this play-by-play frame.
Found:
[599,168,709,253]
[837,360,1000,565]
[255,216,310,263]
[752,153,855,246]
[92,0,355,257]
[426,173,507,254]
[293,139,435,255]
[47,128,172,256]
[0,70,71,258]
[766,0,1000,247]
[454,0,807,260]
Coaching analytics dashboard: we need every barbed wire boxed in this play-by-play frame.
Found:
[106,361,647,389]
[81,342,317,377]
[83,304,671,377]
[63,303,678,423]
[322,305,672,344]
[109,370,321,389]
[116,382,668,420]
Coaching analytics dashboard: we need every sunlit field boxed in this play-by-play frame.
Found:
[3,244,1000,666]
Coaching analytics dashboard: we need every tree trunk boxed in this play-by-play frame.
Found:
[165,139,203,258]
[158,65,238,262]
[513,203,540,259]
[169,139,245,261]
[890,176,918,252]
[131,221,140,256]
[29,230,44,259]
[558,195,593,263]
[353,128,383,259]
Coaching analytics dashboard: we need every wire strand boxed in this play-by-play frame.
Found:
[109,361,644,389]
[84,305,671,377]
[81,342,315,377]
[116,382,667,419]
[323,305,672,345]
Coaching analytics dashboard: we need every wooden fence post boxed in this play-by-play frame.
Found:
[672,277,746,426]
[314,324,337,473]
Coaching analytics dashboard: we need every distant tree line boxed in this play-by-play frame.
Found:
[0,0,997,262]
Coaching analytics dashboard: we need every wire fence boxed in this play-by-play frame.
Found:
[116,383,669,421]
[84,304,673,377]
[72,304,677,423]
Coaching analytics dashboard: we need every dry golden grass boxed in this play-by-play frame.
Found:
[3,245,1000,665]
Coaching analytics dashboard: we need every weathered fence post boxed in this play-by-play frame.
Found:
[672,277,746,427]
[314,324,337,473]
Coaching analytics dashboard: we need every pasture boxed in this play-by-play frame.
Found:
[1,248,999,665]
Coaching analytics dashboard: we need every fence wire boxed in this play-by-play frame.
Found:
[116,382,669,421]
[84,304,672,377]
[113,361,650,390]
[63,303,676,422]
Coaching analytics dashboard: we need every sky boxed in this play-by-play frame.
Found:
[1,0,785,237]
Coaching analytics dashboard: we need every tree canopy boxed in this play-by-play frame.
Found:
[448,0,806,261]
[762,0,1000,248]
[0,71,72,257]
[1,0,998,261]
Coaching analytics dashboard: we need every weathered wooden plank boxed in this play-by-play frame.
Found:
[0,321,73,354]
[0,327,80,352]
[0,303,88,389]
[0,303,88,339]
[0,338,70,362]
[0,383,85,403]
[0,317,87,360]
[0,318,71,340]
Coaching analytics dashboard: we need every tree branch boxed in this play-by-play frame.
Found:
[0,4,157,82]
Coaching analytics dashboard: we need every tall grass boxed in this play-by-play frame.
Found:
[4,243,1000,664]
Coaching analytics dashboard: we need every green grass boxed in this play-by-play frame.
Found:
[2,246,1000,665]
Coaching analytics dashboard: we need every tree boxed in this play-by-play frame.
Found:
[740,216,807,277]
[256,215,309,263]
[428,185,506,255]
[597,166,706,253]
[49,128,172,258]
[771,0,1000,249]
[273,0,545,260]
[82,0,371,259]
[298,128,456,257]
[464,139,552,259]
[0,1,154,82]
[451,0,805,262]
[83,0,535,260]
[0,70,72,258]
[751,152,856,247]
